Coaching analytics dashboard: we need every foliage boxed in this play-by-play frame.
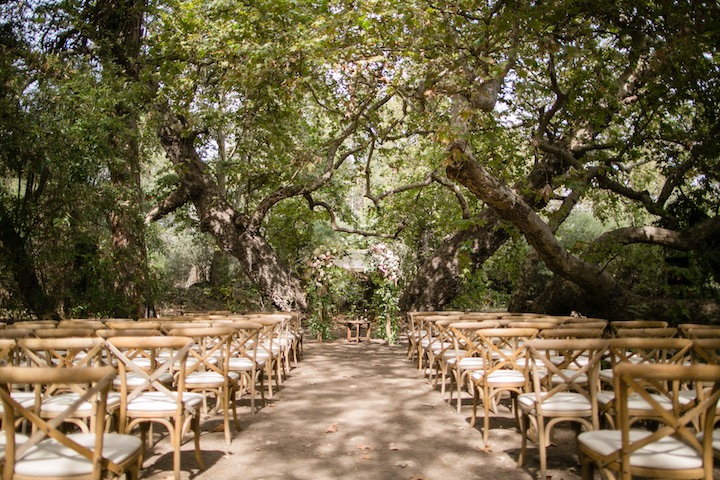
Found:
[2,0,720,323]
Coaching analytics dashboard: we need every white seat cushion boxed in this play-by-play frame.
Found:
[228,358,261,370]
[596,392,688,409]
[185,371,239,385]
[456,357,487,369]
[0,432,29,461]
[473,370,525,385]
[578,429,702,470]
[439,349,466,358]
[127,391,203,413]
[518,392,592,412]
[0,392,36,414]
[12,433,141,477]
[487,369,526,383]
[40,392,121,414]
[114,372,173,388]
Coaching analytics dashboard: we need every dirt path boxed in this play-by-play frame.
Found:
[141,340,579,480]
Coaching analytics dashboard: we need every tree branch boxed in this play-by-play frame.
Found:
[593,216,720,252]
[145,185,194,224]
[247,93,394,229]
[304,193,404,239]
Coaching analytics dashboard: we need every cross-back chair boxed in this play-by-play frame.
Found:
[15,337,114,434]
[226,321,264,413]
[517,338,608,479]
[446,321,501,413]
[166,326,239,445]
[471,327,539,445]
[598,337,694,428]
[106,336,204,480]
[0,365,143,480]
[578,362,720,480]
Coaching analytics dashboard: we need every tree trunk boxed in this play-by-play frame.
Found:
[0,205,57,318]
[398,210,510,311]
[399,151,571,311]
[157,115,307,311]
[446,140,621,308]
[92,0,150,318]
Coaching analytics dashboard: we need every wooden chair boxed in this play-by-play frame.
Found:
[539,327,605,339]
[226,321,264,413]
[614,327,678,338]
[609,320,668,337]
[0,339,32,431]
[0,365,143,480]
[517,338,608,479]
[680,324,720,339]
[431,319,469,397]
[446,321,501,413]
[5,321,58,330]
[417,314,463,380]
[0,339,16,366]
[578,362,720,480]
[96,328,162,339]
[597,338,694,428]
[244,317,287,398]
[166,326,240,445]
[33,328,96,339]
[413,313,462,372]
[159,322,211,335]
[57,320,105,330]
[106,336,204,480]
[690,339,720,425]
[0,330,32,341]
[15,337,113,434]
[246,313,296,376]
[471,327,539,445]
[404,312,427,365]
[104,321,161,332]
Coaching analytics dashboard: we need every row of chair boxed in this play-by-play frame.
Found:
[405,311,720,478]
[0,314,304,480]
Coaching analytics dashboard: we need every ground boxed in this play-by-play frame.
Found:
[139,338,603,480]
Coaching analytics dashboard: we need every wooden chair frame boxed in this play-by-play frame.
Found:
[578,363,720,480]
[106,336,204,480]
[15,338,111,434]
[0,365,142,480]
[517,338,608,479]
[471,327,539,445]
[166,326,239,445]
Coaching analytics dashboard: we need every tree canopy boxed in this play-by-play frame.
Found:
[1,0,719,327]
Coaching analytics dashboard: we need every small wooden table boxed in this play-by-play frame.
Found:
[345,319,371,343]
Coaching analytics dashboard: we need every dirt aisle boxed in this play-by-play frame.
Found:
[142,340,535,480]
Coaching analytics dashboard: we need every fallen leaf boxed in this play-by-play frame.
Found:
[325,423,338,433]
[212,424,224,432]
[476,444,493,453]
[355,444,373,451]
[361,454,372,460]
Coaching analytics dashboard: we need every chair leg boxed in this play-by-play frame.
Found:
[193,414,205,471]
[517,411,531,469]
[483,385,492,445]
[470,384,478,427]
[537,417,547,480]
[171,419,182,480]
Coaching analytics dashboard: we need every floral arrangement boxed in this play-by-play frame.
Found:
[366,243,402,343]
